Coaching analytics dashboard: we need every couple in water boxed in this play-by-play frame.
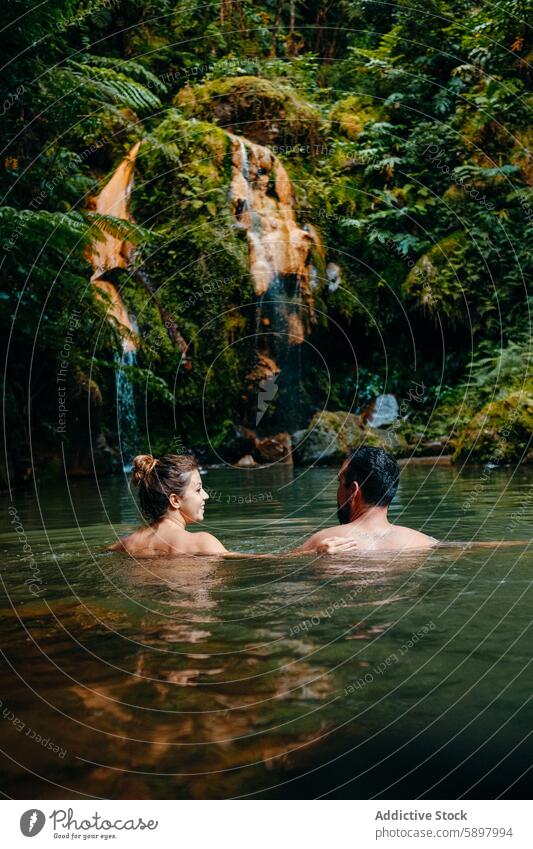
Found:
[111,446,438,557]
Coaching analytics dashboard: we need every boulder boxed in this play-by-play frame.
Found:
[365,394,399,428]
[367,425,409,455]
[176,76,321,148]
[215,423,257,463]
[453,391,533,464]
[292,411,407,465]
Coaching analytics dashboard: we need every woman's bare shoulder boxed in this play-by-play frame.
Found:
[108,527,157,555]
[178,531,227,556]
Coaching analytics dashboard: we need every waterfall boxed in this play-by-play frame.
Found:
[238,136,249,182]
[230,132,316,302]
[115,345,139,472]
[230,133,318,431]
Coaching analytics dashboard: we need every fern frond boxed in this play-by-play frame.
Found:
[76,54,168,95]
[0,206,92,253]
[64,60,162,112]
[86,212,149,245]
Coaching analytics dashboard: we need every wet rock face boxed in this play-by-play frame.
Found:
[224,425,258,462]
[87,142,141,348]
[254,433,292,464]
[68,431,122,478]
[218,424,293,466]
[230,133,316,303]
[230,132,318,434]
[65,368,122,477]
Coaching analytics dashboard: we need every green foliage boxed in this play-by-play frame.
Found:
[463,338,532,401]
[65,58,163,113]
[131,110,254,441]
[2,0,531,476]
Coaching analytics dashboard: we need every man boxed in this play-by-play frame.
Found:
[298,446,438,553]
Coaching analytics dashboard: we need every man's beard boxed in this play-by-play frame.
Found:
[337,502,351,524]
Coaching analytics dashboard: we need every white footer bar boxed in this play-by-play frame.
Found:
[4,800,531,848]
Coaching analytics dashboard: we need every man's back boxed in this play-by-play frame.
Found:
[300,521,438,553]
[301,446,439,554]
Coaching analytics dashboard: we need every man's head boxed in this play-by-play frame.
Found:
[337,446,400,524]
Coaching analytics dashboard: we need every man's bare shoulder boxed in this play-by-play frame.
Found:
[386,525,438,549]
[297,525,352,552]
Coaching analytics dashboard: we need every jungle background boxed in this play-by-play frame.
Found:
[1,0,532,486]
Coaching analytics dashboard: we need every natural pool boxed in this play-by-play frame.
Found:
[0,464,532,799]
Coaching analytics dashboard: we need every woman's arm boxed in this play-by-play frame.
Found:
[220,537,360,558]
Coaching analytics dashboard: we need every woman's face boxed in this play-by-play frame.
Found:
[177,469,209,524]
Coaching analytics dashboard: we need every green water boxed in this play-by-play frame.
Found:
[0,465,532,799]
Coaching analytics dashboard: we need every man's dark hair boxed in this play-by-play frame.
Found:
[343,446,400,507]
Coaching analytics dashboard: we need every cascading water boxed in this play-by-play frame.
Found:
[230,133,319,432]
[88,143,142,468]
[115,343,139,472]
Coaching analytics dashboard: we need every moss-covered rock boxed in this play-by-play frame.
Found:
[175,75,322,147]
[292,410,397,465]
[453,390,533,464]
[131,109,256,446]
[329,95,377,139]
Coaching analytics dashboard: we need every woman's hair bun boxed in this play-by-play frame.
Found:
[132,454,158,485]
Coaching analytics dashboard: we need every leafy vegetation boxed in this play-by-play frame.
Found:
[1,0,531,484]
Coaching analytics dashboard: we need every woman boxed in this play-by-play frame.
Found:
[110,453,357,557]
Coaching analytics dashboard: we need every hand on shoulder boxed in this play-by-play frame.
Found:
[295,528,356,554]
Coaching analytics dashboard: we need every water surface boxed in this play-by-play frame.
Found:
[1,464,531,799]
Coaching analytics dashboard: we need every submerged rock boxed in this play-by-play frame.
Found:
[235,454,257,467]
[214,422,293,466]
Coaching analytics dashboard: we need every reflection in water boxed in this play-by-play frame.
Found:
[0,465,532,798]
